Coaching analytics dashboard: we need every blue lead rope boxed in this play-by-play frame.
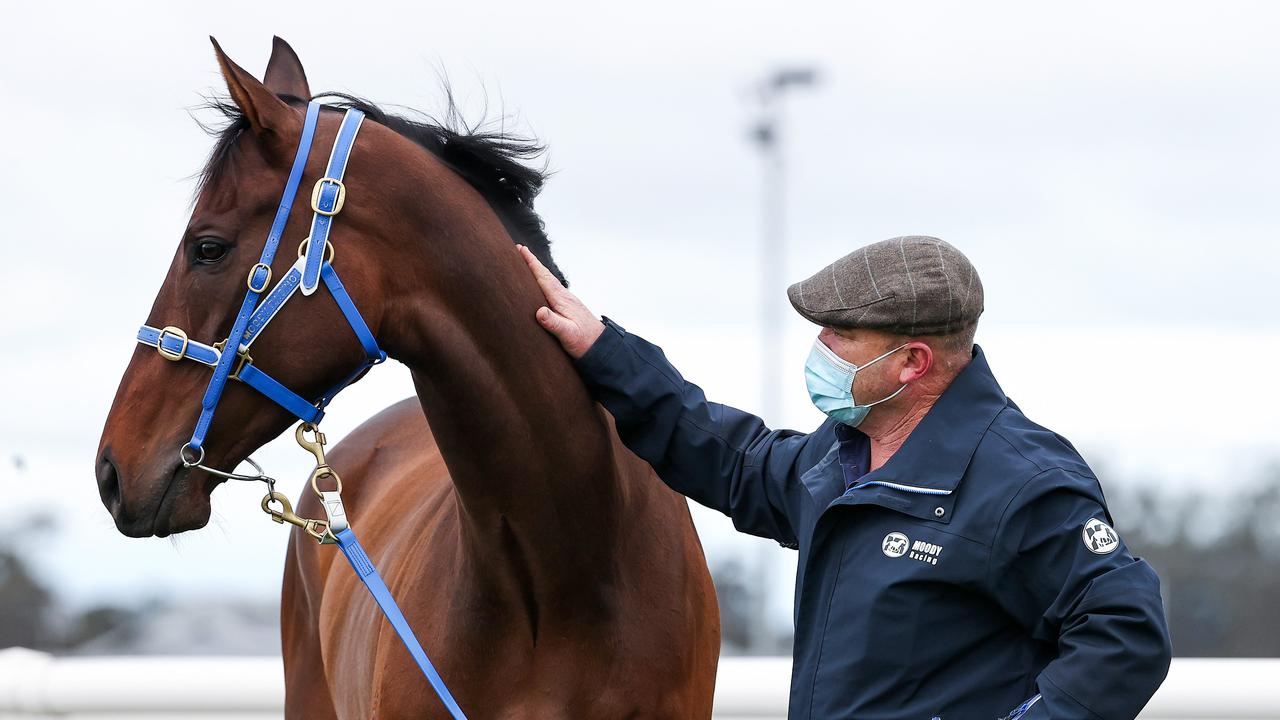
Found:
[335,528,469,720]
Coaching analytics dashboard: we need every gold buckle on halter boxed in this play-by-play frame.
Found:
[212,340,253,380]
[156,326,189,362]
[246,262,272,293]
[311,177,346,216]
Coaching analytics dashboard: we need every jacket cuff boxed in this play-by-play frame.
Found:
[572,315,627,380]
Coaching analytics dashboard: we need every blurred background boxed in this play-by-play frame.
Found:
[1,0,1278,669]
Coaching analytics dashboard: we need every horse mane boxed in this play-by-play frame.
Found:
[194,90,569,287]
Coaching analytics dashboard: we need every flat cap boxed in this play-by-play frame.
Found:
[786,235,983,336]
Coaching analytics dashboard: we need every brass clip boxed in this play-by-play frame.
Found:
[296,420,344,506]
[296,422,328,466]
[261,491,335,544]
[309,464,344,498]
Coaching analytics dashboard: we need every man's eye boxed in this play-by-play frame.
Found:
[195,239,228,264]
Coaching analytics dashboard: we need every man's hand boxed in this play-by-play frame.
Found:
[518,244,605,359]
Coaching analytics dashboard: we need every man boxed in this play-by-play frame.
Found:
[517,236,1172,719]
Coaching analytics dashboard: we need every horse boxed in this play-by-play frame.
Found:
[94,36,720,718]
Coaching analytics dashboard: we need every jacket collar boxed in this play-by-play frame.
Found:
[834,344,1008,494]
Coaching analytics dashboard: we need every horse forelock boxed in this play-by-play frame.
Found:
[191,89,569,287]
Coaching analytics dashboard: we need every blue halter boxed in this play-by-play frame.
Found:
[138,102,385,458]
[135,101,467,719]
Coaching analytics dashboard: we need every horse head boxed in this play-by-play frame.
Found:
[95,38,399,537]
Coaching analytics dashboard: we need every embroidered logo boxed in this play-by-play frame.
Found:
[882,532,909,558]
[1082,518,1120,555]
[909,539,944,565]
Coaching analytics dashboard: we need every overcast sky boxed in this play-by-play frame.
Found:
[1,1,1277,625]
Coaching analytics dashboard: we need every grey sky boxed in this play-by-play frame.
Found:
[1,1,1277,620]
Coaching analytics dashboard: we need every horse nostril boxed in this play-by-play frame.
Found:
[97,449,122,514]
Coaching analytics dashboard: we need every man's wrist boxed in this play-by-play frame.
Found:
[574,317,607,358]
[572,315,626,376]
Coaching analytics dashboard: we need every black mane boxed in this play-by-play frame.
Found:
[195,90,568,286]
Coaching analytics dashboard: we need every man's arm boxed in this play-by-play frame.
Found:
[576,315,836,544]
[990,468,1172,720]
[517,245,835,545]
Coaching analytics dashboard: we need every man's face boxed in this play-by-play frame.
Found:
[817,326,909,406]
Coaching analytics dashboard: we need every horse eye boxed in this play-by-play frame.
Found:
[195,239,228,264]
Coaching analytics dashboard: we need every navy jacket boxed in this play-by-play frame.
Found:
[573,317,1171,720]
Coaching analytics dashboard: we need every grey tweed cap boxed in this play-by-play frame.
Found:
[786,235,983,336]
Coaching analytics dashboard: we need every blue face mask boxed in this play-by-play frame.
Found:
[804,337,908,427]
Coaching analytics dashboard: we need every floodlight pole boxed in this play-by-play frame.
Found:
[752,68,818,425]
[747,67,819,654]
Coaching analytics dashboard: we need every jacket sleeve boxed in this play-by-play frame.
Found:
[989,468,1172,720]
[570,316,837,546]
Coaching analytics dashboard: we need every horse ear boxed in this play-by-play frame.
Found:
[210,36,297,144]
[263,36,311,100]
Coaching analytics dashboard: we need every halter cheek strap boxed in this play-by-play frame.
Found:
[195,101,324,451]
[302,107,363,295]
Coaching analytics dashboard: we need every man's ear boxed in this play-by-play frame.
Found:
[902,342,934,383]
[263,36,311,100]
[210,36,299,151]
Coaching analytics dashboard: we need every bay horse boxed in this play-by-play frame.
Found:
[95,37,719,718]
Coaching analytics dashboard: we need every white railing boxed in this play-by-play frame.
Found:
[1,649,1277,719]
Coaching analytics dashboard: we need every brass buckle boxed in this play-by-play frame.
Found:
[246,262,272,293]
[212,340,253,379]
[297,236,335,264]
[156,326,189,362]
[310,177,346,216]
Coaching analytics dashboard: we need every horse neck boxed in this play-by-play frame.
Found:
[372,161,629,573]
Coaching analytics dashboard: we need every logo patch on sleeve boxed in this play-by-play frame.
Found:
[1082,518,1119,554]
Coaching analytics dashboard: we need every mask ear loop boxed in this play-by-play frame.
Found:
[860,342,910,370]
[813,338,911,373]
[851,342,912,408]
[856,380,909,409]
